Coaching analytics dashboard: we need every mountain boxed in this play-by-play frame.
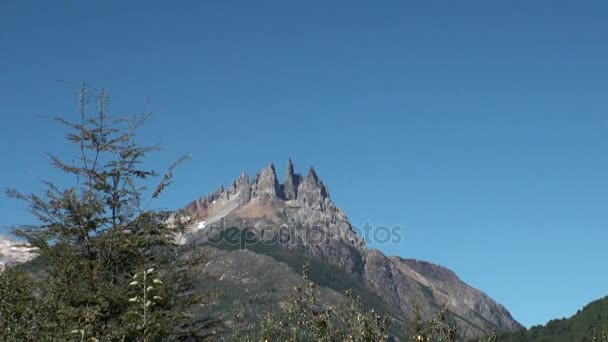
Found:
[0,160,524,340]
[500,296,608,342]
[181,160,523,340]
[0,236,37,270]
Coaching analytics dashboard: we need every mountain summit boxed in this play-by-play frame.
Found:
[183,160,523,339]
[184,160,365,273]
[187,160,332,205]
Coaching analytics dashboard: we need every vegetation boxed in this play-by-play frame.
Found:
[230,260,506,342]
[409,304,456,341]
[501,296,608,342]
[213,227,395,312]
[233,261,389,342]
[0,84,217,341]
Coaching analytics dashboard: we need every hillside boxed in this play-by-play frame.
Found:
[500,296,608,342]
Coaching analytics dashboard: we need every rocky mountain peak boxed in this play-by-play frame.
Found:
[297,165,330,207]
[283,158,300,200]
[307,165,319,182]
[189,159,331,208]
[184,159,364,272]
[226,171,251,203]
[250,163,282,200]
[181,161,522,339]
[185,159,340,226]
[286,158,295,174]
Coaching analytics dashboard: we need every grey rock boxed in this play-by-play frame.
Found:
[282,158,300,200]
[182,160,523,340]
[364,252,523,338]
[296,166,330,210]
[250,163,283,200]
[226,172,251,204]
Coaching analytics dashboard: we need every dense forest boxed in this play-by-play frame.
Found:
[501,296,608,342]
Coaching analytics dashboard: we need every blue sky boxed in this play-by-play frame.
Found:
[1,0,607,328]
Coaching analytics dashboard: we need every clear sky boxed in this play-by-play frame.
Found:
[1,0,607,328]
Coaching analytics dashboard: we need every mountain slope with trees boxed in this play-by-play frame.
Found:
[501,296,608,342]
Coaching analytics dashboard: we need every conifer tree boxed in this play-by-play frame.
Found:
[2,83,218,341]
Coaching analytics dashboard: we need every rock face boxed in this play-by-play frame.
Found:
[365,253,522,337]
[227,172,251,204]
[282,158,300,200]
[0,236,37,271]
[400,259,522,333]
[185,160,366,274]
[250,164,282,200]
[183,160,523,340]
[297,166,330,210]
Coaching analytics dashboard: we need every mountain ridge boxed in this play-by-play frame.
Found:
[0,160,524,340]
[182,159,524,340]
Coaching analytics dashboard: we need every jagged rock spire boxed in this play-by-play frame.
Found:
[287,158,294,174]
[250,163,282,199]
[297,164,330,208]
[226,171,251,203]
[187,160,333,214]
[283,158,300,200]
[307,165,319,182]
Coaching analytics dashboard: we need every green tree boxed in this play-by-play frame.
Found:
[0,268,41,341]
[592,325,608,342]
[2,83,218,341]
[408,304,456,342]
[238,262,388,342]
[408,304,500,342]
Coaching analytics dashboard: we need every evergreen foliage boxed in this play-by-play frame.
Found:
[1,84,217,341]
[500,296,608,342]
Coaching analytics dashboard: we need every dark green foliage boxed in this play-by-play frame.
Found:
[231,260,502,342]
[235,261,389,342]
[408,304,456,342]
[0,268,42,341]
[407,305,500,342]
[500,296,608,342]
[1,84,216,341]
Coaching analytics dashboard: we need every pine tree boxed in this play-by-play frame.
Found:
[2,83,219,341]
